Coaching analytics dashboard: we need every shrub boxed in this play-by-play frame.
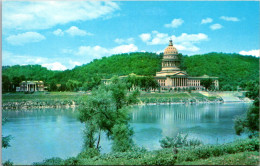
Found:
[176,138,259,163]
[77,148,100,159]
[33,157,64,165]
[141,152,176,165]
[63,157,81,165]
[3,160,13,166]
[160,133,203,149]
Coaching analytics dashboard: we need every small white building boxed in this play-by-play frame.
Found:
[17,81,45,92]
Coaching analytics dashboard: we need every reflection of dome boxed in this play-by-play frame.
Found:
[164,40,178,55]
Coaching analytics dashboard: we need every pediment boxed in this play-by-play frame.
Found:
[172,71,188,76]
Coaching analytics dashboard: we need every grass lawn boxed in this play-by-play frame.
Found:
[2,91,220,103]
[2,91,86,102]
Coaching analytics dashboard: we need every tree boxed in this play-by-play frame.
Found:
[2,75,11,92]
[12,76,22,91]
[66,80,82,91]
[57,83,66,91]
[78,76,139,152]
[50,81,57,91]
[2,118,12,148]
[234,84,259,137]
[245,80,259,99]
[200,78,214,91]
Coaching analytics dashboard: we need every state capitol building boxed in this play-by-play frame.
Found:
[155,40,219,90]
[103,40,219,91]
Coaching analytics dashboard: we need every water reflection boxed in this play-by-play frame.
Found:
[2,103,250,164]
[130,103,249,149]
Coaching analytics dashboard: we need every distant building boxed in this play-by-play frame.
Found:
[17,81,45,92]
[101,40,219,91]
[155,40,219,90]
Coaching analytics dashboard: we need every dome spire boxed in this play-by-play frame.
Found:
[169,39,173,46]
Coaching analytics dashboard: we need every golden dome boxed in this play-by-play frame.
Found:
[164,40,178,55]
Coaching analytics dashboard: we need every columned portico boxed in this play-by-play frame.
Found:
[155,40,219,91]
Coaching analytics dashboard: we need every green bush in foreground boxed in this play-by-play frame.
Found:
[176,138,259,162]
[160,133,203,149]
[33,138,259,165]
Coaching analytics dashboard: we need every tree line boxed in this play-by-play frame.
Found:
[2,52,259,92]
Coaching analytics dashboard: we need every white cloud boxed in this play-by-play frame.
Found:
[3,1,120,30]
[139,33,151,42]
[76,45,110,58]
[139,31,208,52]
[210,24,223,30]
[65,26,92,36]
[3,50,76,70]
[114,38,134,44]
[53,29,64,36]
[53,26,92,37]
[111,44,138,54]
[201,18,213,24]
[3,51,48,66]
[239,49,260,57]
[220,16,240,22]
[42,62,67,71]
[3,43,138,70]
[6,32,45,45]
[164,18,184,28]
[69,60,82,67]
[156,50,164,55]
[75,44,138,58]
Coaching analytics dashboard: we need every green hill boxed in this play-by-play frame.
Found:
[183,52,259,89]
[2,52,259,91]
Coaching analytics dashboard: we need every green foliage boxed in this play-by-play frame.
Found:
[2,65,60,83]
[2,135,12,148]
[141,152,177,165]
[2,75,11,92]
[160,133,203,149]
[49,81,57,91]
[77,148,100,159]
[200,78,214,90]
[3,160,13,166]
[244,80,259,99]
[176,138,259,163]
[177,151,259,165]
[63,157,81,166]
[2,118,12,149]
[34,138,258,165]
[33,157,64,165]
[66,80,82,91]
[2,52,258,91]
[111,124,134,152]
[79,77,139,152]
[234,85,259,137]
[183,52,259,90]
[82,123,98,150]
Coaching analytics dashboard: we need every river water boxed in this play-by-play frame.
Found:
[2,103,250,164]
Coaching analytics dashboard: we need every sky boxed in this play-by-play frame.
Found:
[2,1,260,70]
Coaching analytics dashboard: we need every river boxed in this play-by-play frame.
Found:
[2,103,250,164]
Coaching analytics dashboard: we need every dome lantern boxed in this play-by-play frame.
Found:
[164,40,178,55]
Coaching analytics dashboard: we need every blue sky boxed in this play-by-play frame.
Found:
[2,1,259,70]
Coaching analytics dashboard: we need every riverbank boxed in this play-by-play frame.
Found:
[2,91,250,110]
[32,138,259,165]
[2,92,220,110]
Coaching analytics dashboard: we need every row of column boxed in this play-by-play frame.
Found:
[162,61,175,67]
[188,79,200,87]
[172,77,188,87]
[27,84,37,92]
